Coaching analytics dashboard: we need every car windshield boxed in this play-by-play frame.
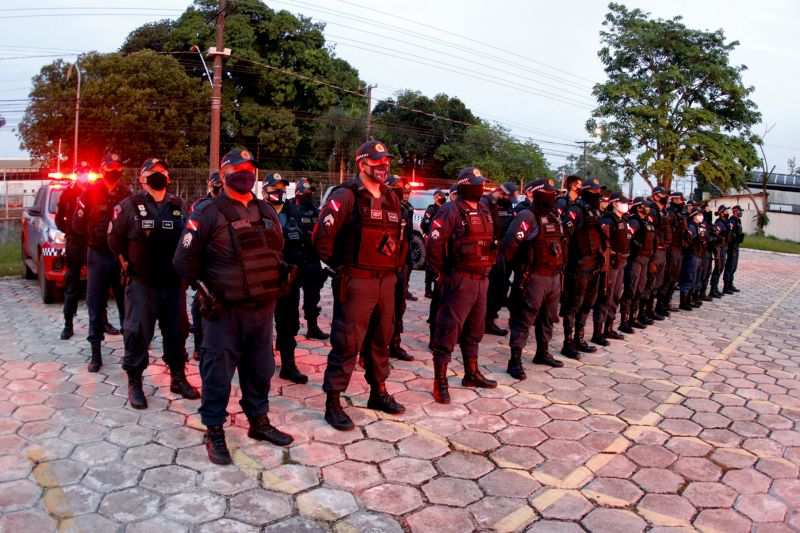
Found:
[48,189,63,214]
[409,191,434,210]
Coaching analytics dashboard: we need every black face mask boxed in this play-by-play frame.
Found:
[104,169,122,184]
[364,163,390,184]
[211,185,223,197]
[670,201,684,212]
[226,170,257,194]
[435,197,446,206]
[297,193,314,206]
[146,172,168,191]
[458,184,484,202]
[581,190,601,208]
[498,197,512,208]
[638,208,649,218]
[265,189,285,205]
[657,196,669,206]
[534,193,556,213]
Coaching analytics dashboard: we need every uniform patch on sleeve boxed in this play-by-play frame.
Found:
[330,199,340,213]
[432,219,442,228]
[324,214,335,227]
[431,229,440,240]
[112,206,121,220]
[516,231,525,241]
[182,233,193,249]
[76,208,84,218]
[521,221,529,232]
[186,219,199,232]
[569,210,577,220]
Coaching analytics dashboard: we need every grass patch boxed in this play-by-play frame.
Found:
[741,234,800,255]
[0,241,23,277]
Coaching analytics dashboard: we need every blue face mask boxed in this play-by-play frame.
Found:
[225,171,256,194]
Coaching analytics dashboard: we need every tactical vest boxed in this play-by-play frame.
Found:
[333,182,404,271]
[572,201,603,258]
[296,203,318,240]
[632,215,656,257]
[715,219,730,244]
[690,223,705,257]
[451,202,496,274]
[279,204,305,265]
[529,211,565,274]
[126,193,185,286]
[657,207,673,246]
[209,197,287,303]
[87,183,130,253]
[494,203,515,241]
[606,213,632,255]
[670,208,687,248]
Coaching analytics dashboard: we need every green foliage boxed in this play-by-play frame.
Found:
[562,153,621,191]
[0,242,23,277]
[312,104,366,176]
[589,3,761,192]
[755,211,770,236]
[18,51,211,168]
[741,233,800,253]
[119,19,175,53]
[372,90,478,179]
[434,123,550,183]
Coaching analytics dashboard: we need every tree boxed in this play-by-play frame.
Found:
[434,123,550,185]
[18,51,210,168]
[372,90,478,180]
[123,0,366,170]
[742,125,775,235]
[119,20,175,53]
[588,3,761,193]
[312,104,366,182]
[564,153,621,191]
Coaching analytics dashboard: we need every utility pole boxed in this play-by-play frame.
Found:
[208,0,230,171]
[576,140,592,178]
[66,62,81,167]
[365,84,376,141]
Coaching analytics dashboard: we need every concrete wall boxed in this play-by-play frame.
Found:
[707,194,800,242]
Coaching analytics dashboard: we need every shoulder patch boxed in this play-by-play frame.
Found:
[186,219,199,232]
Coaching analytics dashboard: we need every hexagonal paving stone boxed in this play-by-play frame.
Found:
[672,457,723,482]
[468,496,535,532]
[296,487,358,521]
[532,489,593,521]
[581,508,646,533]
[123,442,174,469]
[735,493,787,523]
[141,465,199,494]
[625,444,677,468]
[722,468,772,494]
[43,485,102,518]
[682,482,738,508]
[771,479,800,508]
[98,487,160,523]
[0,479,41,512]
[228,488,294,526]
[490,444,544,470]
[360,483,423,515]
[334,511,404,533]
[261,463,319,495]
[83,462,141,491]
[479,468,540,498]
[422,477,482,507]
[0,509,56,533]
[289,442,345,467]
[756,457,800,479]
[631,468,685,493]
[693,509,752,533]
[322,460,383,491]
[406,505,475,533]
[583,477,643,507]
[437,452,494,479]
[397,433,450,459]
[364,420,414,442]
[636,494,697,526]
[344,439,396,463]
[538,439,592,463]
[264,516,326,533]
[162,490,226,524]
[127,516,189,533]
[450,430,501,453]
[378,456,435,484]
[70,441,121,466]
[32,459,87,487]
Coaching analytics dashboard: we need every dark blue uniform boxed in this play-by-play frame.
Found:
[619,213,656,330]
[710,216,730,296]
[72,181,131,344]
[55,184,87,336]
[481,194,514,332]
[593,211,631,336]
[724,214,743,290]
[108,191,189,373]
[173,192,285,428]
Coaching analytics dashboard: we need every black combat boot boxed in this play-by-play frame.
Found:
[462,356,498,388]
[723,282,735,294]
[533,349,564,368]
[305,319,330,340]
[103,321,121,336]
[590,322,609,347]
[432,360,450,404]
[88,341,102,373]
[204,425,232,465]
[248,413,293,446]
[389,344,414,361]
[324,392,354,431]
[618,311,634,334]
[692,292,704,307]
[700,286,713,302]
[169,364,200,400]
[575,328,598,352]
[193,331,202,361]
[679,292,693,311]
[367,383,406,414]
[127,369,148,410]
[485,319,508,336]
[507,348,527,380]
[656,296,671,317]
[278,350,308,384]
[637,302,654,325]
[710,285,723,298]
[60,317,74,340]
[667,291,680,312]
[647,299,665,321]
[604,319,625,341]
[561,326,581,359]
[729,283,740,293]
[406,291,418,302]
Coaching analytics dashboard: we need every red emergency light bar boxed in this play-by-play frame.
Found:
[48,171,101,182]
[408,181,425,188]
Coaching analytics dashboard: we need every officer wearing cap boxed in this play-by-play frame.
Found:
[709,205,731,298]
[646,186,673,320]
[72,153,131,372]
[108,158,198,409]
[724,205,744,293]
[56,162,93,340]
[618,197,657,333]
[513,181,534,215]
[261,172,309,384]
[312,140,406,431]
[503,178,566,375]
[560,178,608,358]
[693,203,715,304]
[422,189,447,298]
[663,192,689,314]
[189,171,223,359]
[556,175,582,218]
[426,167,498,403]
[591,191,632,345]
[482,181,519,336]
[173,148,293,465]
[680,205,708,310]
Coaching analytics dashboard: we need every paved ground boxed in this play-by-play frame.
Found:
[0,249,799,532]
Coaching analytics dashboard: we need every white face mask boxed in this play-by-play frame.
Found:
[694,215,704,224]
[616,202,630,214]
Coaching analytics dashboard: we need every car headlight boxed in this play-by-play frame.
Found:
[50,228,66,244]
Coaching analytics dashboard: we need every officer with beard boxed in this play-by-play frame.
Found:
[560,178,607,358]
[710,205,731,298]
[173,149,293,465]
[591,192,632,345]
[56,162,92,340]
[426,168,498,403]
[680,206,708,310]
[294,177,329,340]
[618,197,656,333]
[262,173,308,384]
[189,171,223,359]
[663,192,688,314]
[73,153,131,372]
[503,179,566,375]
[724,205,744,293]
[312,140,406,431]
[109,158,198,409]
[482,182,519,336]
[422,189,447,298]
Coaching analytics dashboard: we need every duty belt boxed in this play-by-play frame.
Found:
[345,267,394,279]
[454,270,486,281]
[531,266,563,276]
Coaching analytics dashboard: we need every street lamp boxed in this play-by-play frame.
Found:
[66,62,81,167]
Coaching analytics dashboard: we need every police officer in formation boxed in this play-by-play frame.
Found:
[663,192,689,314]
[109,158,199,409]
[503,179,566,375]
[72,153,131,372]
[174,149,293,465]
[426,167,498,404]
[312,140,406,431]
[680,204,708,310]
[294,177,330,340]
[55,162,91,340]
[618,197,656,332]
[385,175,415,361]
[421,189,447,298]
[724,205,744,292]
[262,172,308,385]
[649,186,673,319]
[482,182,519,336]
[710,205,731,297]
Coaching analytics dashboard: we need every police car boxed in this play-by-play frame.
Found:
[20,173,87,303]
